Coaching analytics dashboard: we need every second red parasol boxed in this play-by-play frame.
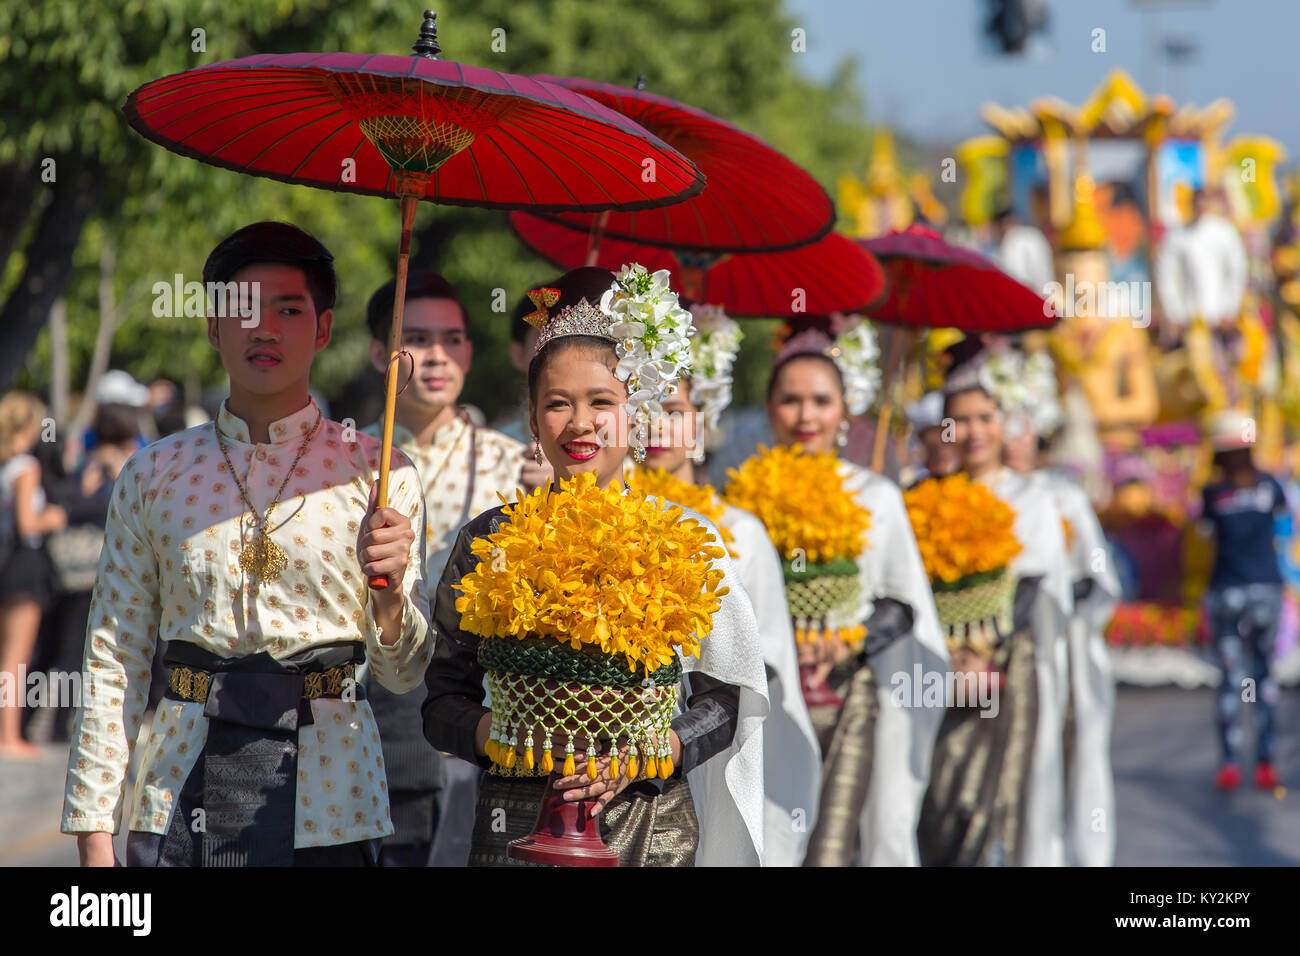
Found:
[510,210,884,317]
[859,223,1059,470]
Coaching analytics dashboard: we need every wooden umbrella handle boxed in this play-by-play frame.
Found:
[584,210,610,267]
[370,193,420,591]
[871,325,907,474]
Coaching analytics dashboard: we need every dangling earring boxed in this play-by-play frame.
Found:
[532,437,544,465]
[836,420,850,448]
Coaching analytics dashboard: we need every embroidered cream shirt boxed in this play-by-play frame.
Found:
[364,415,524,586]
[61,400,432,847]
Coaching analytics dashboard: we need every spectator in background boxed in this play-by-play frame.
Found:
[492,288,555,491]
[34,403,140,743]
[1155,187,1249,329]
[1199,409,1287,791]
[902,390,960,487]
[0,391,68,758]
[147,379,190,438]
[993,204,1055,295]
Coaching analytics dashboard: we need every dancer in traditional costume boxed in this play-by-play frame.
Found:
[916,347,1073,866]
[62,223,432,866]
[624,303,821,867]
[422,266,768,866]
[360,271,525,866]
[742,319,948,866]
[1002,348,1119,866]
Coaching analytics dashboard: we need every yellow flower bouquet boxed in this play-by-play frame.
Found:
[723,444,871,646]
[903,473,1023,656]
[623,465,738,557]
[455,471,728,781]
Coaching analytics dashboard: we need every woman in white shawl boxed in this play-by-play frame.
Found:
[629,303,821,867]
[422,267,768,866]
[761,319,949,867]
[1002,350,1118,867]
[918,348,1074,866]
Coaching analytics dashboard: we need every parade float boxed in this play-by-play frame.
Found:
[953,69,1299,685]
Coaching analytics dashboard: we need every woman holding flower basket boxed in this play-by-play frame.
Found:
[726,320,948,867]
[421,267,768,867]
[1002,347,1119,867]
[913,347,1074,866]
[623,302,822,867]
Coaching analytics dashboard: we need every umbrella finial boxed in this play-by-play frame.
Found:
[413,10,442,59]
[634,74,647,91]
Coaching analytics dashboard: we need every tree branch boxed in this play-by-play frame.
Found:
[0,154,101,386]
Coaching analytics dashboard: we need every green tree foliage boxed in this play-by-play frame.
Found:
[2,0,876,422]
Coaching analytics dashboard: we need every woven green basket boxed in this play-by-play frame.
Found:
[932,568,1017,635]
[477,634,682,688]
[479,635,682,781]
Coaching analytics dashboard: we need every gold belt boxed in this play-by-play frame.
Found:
[167,663,357,704]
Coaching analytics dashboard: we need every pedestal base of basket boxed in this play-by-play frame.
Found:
[799,664,844,708]
[507,772,620,866]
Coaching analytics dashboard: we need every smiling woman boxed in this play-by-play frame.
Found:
[423,264,770,867]
[526,267,633,489]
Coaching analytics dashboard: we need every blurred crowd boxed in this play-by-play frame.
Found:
[0,373,211,754]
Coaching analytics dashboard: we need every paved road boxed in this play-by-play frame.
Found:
[1113,687,1300,866]
[3,687,1297,866]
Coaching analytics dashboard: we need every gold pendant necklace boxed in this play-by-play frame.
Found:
[237,525,290,582]
[216,409,324,584]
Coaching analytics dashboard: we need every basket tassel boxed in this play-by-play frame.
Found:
[563,737,575,778]
[541,736,554,774]
[627,744,639,780]
[585,747,598,781]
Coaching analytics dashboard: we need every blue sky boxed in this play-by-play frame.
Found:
[785,0,1300,159]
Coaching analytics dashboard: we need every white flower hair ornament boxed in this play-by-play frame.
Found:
[687,304,743,444]
[601,264,696,462]
[827,315,882,417]
[774,315,882,417]
[1021,350,1063,437]
[978,349,1030,419]
[969,348,1062,439]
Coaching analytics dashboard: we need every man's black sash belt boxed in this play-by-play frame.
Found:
[149,641,365,867]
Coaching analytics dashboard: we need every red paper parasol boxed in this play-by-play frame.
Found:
[510,210,883,317]
[525,75,835,255]
[123,12,703,589]
[859,224,1058,470]
[860,224,1055,332]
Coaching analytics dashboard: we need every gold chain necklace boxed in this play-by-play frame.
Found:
[216,410,324,583]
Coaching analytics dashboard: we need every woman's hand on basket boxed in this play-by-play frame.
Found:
[554,731,684,818]
[554,750,634,817]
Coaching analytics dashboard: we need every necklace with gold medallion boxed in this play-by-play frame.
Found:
[216,410,324,583]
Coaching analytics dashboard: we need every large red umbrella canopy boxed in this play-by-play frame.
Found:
[510,211,882,317]
[522,76,834,253]
[122,11,706,590]
[860,224,1057,331]
[125,54,703,211]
